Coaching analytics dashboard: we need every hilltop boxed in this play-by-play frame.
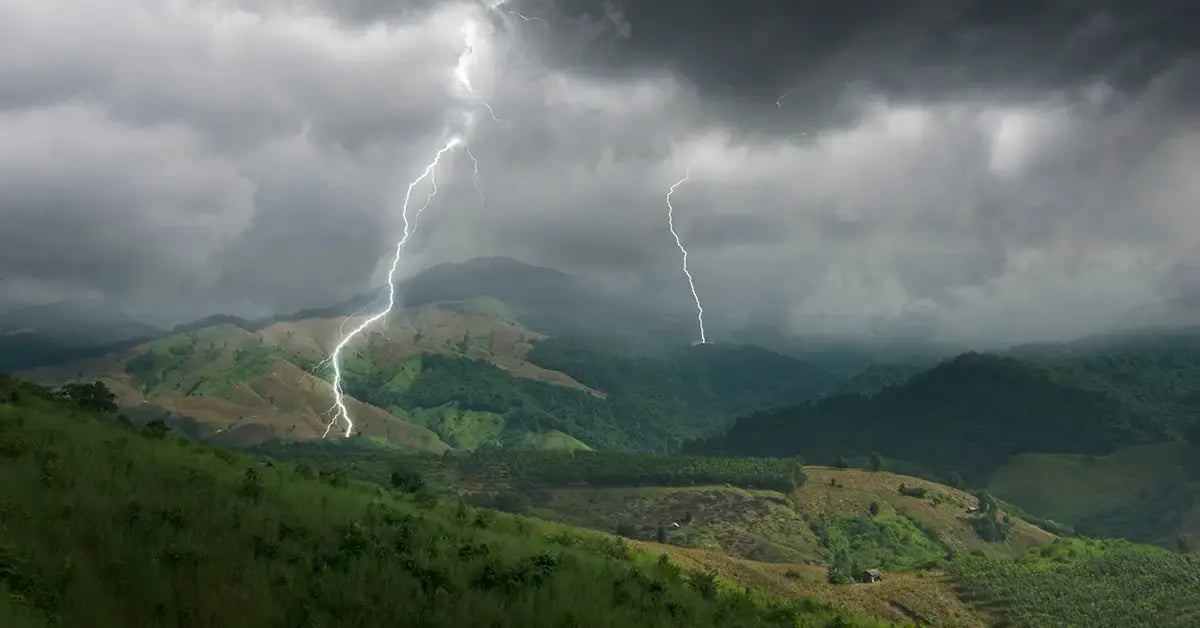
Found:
[21,258,838,453]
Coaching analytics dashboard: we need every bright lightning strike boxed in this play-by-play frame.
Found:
[322,137,462,438]
[322,2,531,438]
[665,169,708,345]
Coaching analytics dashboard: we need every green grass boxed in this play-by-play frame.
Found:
[0,375,896,627]
[125,326,289,398]
[989,442,1200,544]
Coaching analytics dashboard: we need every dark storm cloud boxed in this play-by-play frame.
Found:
[2,0,1198,346]
[544,0,1200,129]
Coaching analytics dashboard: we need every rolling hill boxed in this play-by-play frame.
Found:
[0,296,160,372]
[21,259,838,453]
[687,352,1169,485]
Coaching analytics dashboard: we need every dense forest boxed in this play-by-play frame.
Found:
[344,340,835,453]
[0,375,888,627]
[1015,330,1200,434]
[688,353,1169,484]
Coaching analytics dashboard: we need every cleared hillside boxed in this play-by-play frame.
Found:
[27,294,836,453]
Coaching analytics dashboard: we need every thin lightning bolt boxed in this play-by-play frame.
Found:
[463,144,485,209]
[665,169,707,345]
[322,137,462,438]
[776,88,795,108]
[322,2,516,438]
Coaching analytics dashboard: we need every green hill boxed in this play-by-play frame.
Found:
[989,442,1200,547]
[833,364,921,398]
[1012,328,1200,434]
[23,263,837,454]
[0,374,892,627]
[688,352,1168,484]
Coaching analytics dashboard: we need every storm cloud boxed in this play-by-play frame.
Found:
[1,0,1197,345]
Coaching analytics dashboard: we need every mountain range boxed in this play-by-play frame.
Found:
[12,255,1200,551]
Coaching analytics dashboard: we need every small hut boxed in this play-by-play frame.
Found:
[860,569,883,584]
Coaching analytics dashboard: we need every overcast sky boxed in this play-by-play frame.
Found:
[1,0,1198,345]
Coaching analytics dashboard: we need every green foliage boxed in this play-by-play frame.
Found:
[389,468,426,493]
[53,381,117,414]
[0,376,888,628]
[339,338,836,454]
[950,539,1200,626]
[527,338,838,424]
[811,514,947,574]
[868,452,883,472]
[1022,331,1200,434]
[690,353,1167,483]
[897,483,927,498]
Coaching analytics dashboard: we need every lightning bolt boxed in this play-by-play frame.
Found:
[322,2,520,438]
[776,87,796,108]
[322,137,462,438]
[665,169,707,345]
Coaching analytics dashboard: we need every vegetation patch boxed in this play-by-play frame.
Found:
[950,538,1200,627]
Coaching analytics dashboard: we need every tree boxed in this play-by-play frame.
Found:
[390,469,425,494]
[835,455,849,469]
[975,491,998,515]
[869,452,884,472]
[614,522,637,538]
[57,381,118,414]
[656,526,667,543]
[868,501,880,517]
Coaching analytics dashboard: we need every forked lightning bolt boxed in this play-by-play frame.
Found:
[322,137,462,438]
[666,170,708,345]
[323,1,521,438]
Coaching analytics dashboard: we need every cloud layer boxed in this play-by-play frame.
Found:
[1,0,1197,345]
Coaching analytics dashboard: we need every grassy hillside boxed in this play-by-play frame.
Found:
[689,353,1167,484]
[0,375,894,627]
[990,442,1200,546]
[949,538,1200,627]
[635,542,988,628]
[29,297,836,454]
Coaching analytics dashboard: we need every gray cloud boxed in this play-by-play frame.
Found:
[0,0,1198,348]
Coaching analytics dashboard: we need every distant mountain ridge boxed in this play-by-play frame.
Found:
[0,296,162,372]
[22,257,839,453]
[689,352,1168,484]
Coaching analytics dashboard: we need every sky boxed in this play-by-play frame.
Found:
[1,0,1197,345]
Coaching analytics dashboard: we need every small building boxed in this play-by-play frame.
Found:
[860,569,883,584]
